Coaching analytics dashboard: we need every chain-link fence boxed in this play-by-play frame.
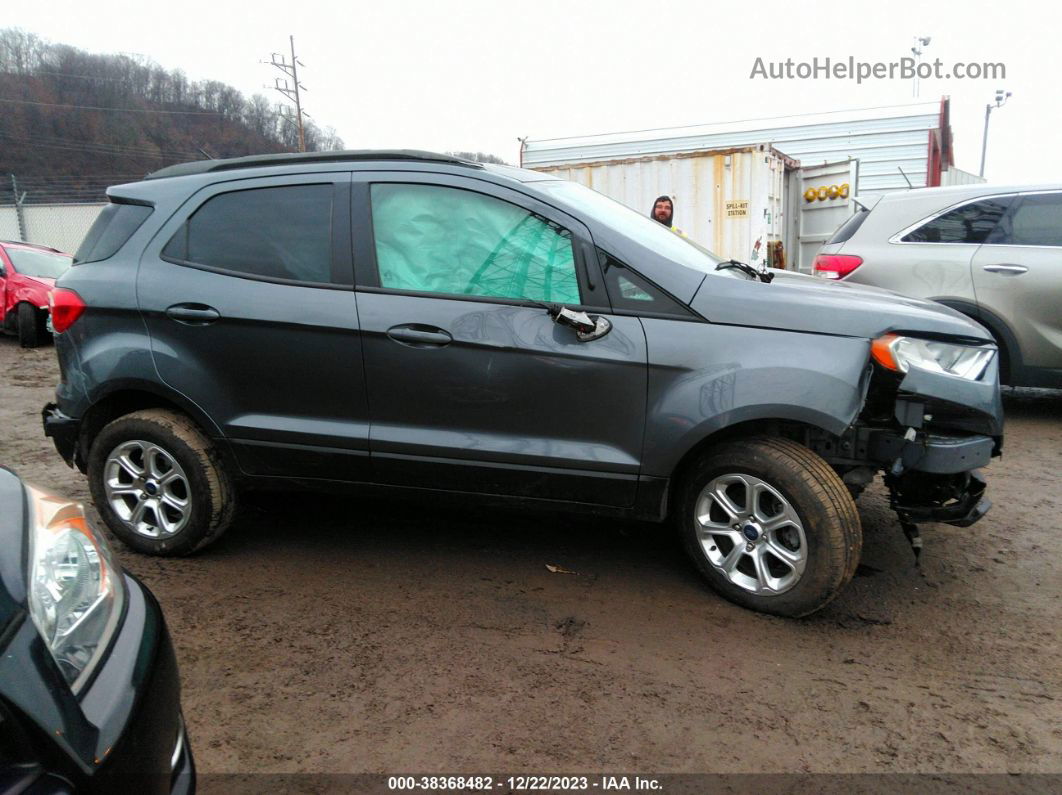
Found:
[1,174,138,253]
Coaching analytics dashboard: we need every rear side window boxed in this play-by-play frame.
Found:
[74,203,153,264]
[827,208,869,244]
[988,193,1062,246]
[163,184,333,284]
[901,197,1011,244]
[370,183,580,305]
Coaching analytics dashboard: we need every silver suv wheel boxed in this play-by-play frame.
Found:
[695,472,807,595]
[103,439,192,538]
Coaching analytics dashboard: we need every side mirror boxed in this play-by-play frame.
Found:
[550,306,612,342]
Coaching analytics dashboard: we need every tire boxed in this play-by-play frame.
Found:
[17,303,42,348]
[87,409,236,556]
[677,436,862,618]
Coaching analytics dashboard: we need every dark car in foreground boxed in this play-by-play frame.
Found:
[43,151,1002,617]
[0,467,194,793]
[0,241,73,347]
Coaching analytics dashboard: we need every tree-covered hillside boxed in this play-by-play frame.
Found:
[0,28,343,195]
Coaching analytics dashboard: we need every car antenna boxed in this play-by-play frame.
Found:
[897,166,913,189]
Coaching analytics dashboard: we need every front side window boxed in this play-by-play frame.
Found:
[901,197,1011,244]
[370,183,580,305]
[988,193,1062,247]
[163,184,333,283]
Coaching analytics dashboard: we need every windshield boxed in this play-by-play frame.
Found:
[537,180,725,275]
[6,248,72,279]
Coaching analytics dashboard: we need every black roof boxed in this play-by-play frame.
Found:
[145,150,483,180]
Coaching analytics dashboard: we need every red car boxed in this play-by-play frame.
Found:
[0,241,73,347]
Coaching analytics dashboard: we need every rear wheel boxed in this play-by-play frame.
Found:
[88,409,236,556]
[17,303,42,348]
[677,437,862,617]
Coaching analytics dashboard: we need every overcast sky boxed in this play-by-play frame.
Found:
[6,0,1058,182]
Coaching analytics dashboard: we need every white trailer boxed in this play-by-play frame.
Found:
[522,100,957,272]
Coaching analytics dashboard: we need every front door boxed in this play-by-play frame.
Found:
[352,174,647,506]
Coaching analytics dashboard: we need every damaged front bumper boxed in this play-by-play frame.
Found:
[880,362,1002,529]
[813,363,1002,529]
[887,468,991,528]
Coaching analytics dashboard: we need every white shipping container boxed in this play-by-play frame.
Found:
[532,145,794,266]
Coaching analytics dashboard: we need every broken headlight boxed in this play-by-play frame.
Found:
[871,334,995,381]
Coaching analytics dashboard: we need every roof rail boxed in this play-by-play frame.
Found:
[145,150,483,180]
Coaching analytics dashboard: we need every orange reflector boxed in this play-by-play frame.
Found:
[871,334,901,371]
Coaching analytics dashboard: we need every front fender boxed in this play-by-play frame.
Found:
[640,319,871,476]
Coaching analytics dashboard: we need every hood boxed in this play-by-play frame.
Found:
[691,269,993,342]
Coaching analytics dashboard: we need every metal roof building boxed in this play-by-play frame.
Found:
[521,100,955,196]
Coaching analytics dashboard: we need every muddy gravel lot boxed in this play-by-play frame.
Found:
[1,336,1059,782]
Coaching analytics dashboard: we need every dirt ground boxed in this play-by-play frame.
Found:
[1,336,1059,779]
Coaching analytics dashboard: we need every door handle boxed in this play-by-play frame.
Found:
[982,264,1028,275]
[165,304,220,324]
[386,324,452,348]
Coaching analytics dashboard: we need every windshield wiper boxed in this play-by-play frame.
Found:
[715,259,774,283]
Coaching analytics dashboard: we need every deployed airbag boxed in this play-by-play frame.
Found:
[371,183,580,304]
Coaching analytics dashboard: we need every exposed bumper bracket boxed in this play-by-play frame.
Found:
[42,402,80,469]
[889,468,991,528]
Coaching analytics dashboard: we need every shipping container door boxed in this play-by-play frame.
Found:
[795,159,859,273]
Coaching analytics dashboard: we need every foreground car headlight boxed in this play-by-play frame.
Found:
[872,333,995,381]
[26,485,125,693]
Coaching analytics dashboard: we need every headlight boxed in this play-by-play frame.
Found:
[871,333,995,381]
[26,484,125,693]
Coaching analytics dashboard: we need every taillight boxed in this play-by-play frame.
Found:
[814,254,864,280]
[49,288,86,333]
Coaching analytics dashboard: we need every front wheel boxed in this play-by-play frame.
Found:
[677,437,862,617]
[88,409,236,556]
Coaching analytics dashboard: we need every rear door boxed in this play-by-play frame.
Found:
[137,172,371,481]
[972,190,1062,374]
[351,172,648,506]
[874,195,1013,301]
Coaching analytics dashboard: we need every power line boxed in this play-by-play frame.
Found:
[0,97,222,115]
[0,133,198,159]
[21,70,132,82]
[11,173,146,181]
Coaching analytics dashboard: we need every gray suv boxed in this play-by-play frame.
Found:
[43,151,1003,617]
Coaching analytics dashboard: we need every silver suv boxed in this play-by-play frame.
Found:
[815,184,1062,388]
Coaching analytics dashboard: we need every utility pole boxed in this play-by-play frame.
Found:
[910,35,931,98]
[263,36,308,152]
[979,89,1012,177]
